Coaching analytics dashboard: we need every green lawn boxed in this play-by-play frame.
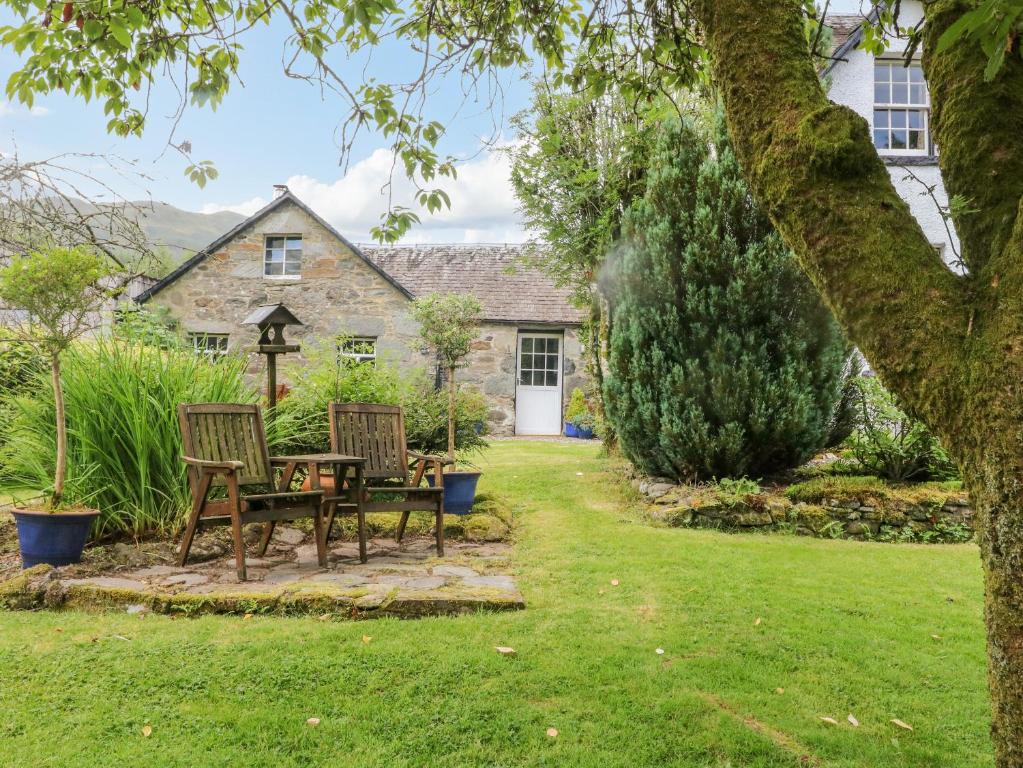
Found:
[0,442,991,767]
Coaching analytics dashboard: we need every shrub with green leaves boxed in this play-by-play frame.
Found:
[267,343,488,459]
[0,339,254,538]
[845,376,959,481]
[603,114,847,481]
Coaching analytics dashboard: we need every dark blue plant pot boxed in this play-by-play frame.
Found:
[12,508,99,568]
[427,471,482,515]
[575,425,595,440]
[564,422,578,438]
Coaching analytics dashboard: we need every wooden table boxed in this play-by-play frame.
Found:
[270,453,368,562]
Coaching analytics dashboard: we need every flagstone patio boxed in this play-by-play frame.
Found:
[0,524,523,619]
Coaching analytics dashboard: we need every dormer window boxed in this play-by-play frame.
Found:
[264,235,302,278]
[873,61,931,155]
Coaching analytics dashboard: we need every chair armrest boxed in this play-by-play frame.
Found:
[181,456,244,473]
[408,451,454,466]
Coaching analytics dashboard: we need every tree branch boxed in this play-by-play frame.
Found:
[693,0,971,433]
[923,0,1023,278]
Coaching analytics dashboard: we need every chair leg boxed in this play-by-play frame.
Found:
[178,510,201,567]
[257,520,276,556]
[179,473,211,567]
[395,511,411,544]
[357,504,368,564]
[324,501,337,545]
[313,505,327,568]
[226,477,247,581]
[435,505,444,556]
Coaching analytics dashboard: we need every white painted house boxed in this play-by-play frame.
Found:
[826,2,961,265]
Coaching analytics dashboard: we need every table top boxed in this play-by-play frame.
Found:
[270,453,366,464]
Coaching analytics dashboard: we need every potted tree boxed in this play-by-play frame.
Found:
[411,292,484,514]
[0,246,114,566]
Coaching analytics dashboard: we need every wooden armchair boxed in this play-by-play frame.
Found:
[326,402,449,556]
[178,403,326,580]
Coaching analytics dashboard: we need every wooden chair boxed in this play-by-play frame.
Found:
[178,403,326,580]
[326,402,449,556]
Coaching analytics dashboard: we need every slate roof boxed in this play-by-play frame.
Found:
[362,244,585,325]
[827,14,867,52]
[822,8,882,77]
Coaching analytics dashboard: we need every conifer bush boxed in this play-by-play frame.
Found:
[603,115,847,480]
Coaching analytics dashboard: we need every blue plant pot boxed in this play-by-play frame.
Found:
[564,422,578,438]
[575,425,595,440]
[427,471,482,515]
[12,508,99,568]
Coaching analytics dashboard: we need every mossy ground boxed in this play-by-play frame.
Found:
[0,442,991,767]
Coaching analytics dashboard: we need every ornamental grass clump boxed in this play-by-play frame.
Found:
[1,339,254,537]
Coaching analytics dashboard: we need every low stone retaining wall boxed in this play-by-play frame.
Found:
[635,477,975,543]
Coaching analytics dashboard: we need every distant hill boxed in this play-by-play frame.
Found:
[131,202,245,265]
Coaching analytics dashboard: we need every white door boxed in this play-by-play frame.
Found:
[515,333,563,435]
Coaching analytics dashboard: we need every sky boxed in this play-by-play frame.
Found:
[0,0,871,244]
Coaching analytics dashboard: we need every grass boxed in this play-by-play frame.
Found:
[0,442,991,767]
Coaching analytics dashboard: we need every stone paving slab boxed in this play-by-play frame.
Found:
[0,528,523,619]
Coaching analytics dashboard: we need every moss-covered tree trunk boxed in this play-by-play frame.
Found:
[692,0,1023,763]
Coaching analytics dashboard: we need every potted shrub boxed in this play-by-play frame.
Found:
[564,387,585,437]
[564,387,596,439]
[0,246,114,566]
[411,292,484,514]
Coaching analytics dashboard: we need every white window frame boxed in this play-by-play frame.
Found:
[264,234,303,279]
[338,336,377,364]
[188,332,230,358]
[873,59,931,157]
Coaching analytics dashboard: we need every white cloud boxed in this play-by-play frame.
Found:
[0,101,50,118]
[201,145,526,244]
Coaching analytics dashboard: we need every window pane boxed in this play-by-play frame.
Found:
[519,371,532,386]
[874,63,891,82]
[547,338,559,354]
[521,337,533,353]
[910,65,924,83]
[286,236,302,250]
[873,109,889,128]
[891,130,907,149]
[891,110,906,128]
[546,354,559,371]
[533,337,546,353]
[874,84,889,104]
[891,65,908,82]
[266,236,285,249]
[545,371,558,387]
[908,130,924,150]
[908,110,923,129]
[520,353,532,370]
[264,260,283,276]
[266,248,284,263]
[873,130,888,149]
[892,84,908,103]
[284,258,302,276]
[909,84,925,104]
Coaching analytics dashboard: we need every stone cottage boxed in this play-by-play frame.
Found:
[135,188,588,435]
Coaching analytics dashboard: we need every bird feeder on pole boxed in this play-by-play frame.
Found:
[242,303,302,409]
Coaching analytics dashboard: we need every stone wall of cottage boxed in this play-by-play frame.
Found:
[149,202,425,369]
[147,199,588,436]
[460,324,587,435]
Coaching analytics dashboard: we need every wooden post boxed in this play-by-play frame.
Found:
[266,351,278,409]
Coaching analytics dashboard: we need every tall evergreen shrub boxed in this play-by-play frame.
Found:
[603,115,847,480]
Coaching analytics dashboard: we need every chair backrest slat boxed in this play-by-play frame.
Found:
[330,402,409,480]
[178,403,273,489]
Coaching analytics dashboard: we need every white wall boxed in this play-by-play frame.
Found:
[827,1,962,269]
